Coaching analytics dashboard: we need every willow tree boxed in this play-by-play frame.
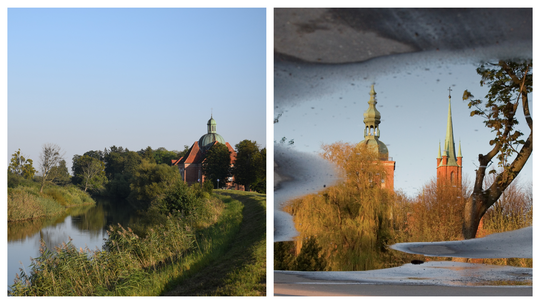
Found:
[283,142,394,271]
[462,59,532,239]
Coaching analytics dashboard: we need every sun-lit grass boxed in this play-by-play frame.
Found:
[9,190,266,296]
[161,190,266,296]
[8,182,96,222]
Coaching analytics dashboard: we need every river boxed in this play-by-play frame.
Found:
[7,197,141,291]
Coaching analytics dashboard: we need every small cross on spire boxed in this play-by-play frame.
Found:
[448,87,452,98]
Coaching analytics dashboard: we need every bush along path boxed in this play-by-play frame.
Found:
[163,190,266,296]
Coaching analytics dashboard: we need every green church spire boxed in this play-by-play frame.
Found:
[207,113,217,134]
[443,87,458,166]
[363,84,382,139]
[359,84,389,160]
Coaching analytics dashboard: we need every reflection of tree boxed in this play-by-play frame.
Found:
[7,214,66,242]
[275,238,326,271]
[94,197,141,229]
[70,204,106,236]
[9,198,139,247]
[39,227,71,253]
[278,143,395,271]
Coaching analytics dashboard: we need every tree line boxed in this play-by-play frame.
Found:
[8,139,266,210]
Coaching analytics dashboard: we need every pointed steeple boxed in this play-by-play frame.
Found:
[438,142,442,158]
[444,88,458,166]
[458,140,462,158]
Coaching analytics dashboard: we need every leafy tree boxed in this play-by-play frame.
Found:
[129,160,181,209]
[103,147,142,198]
[251,147,266,193]
[38,143,65,193]
[138,146,156,163]
[153,147,179,165]
[155,179,200,216]
[49,160,71,186]
[202,143,231,189]
[74,155,107,192]
[232,140,264,191]
[406,178,471,242]
[177,145,190,159]
[462,59,532,239]
[84,150,105,162]
[8,149,37,179]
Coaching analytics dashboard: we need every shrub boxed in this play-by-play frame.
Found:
[43,188,68,206]
[8,187,64,221]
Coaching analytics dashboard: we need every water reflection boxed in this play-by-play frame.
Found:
[7,197,140,289]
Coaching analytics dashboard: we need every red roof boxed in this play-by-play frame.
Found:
[173,141,236,166]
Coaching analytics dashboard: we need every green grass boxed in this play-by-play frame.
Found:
[8,183,96,222]
[161,190,266,296]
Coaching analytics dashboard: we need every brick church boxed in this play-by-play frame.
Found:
[436,89,463,186]
[172,115,243,190]
[357,85,396,190]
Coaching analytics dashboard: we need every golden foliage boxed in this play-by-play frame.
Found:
[283,142,395,270]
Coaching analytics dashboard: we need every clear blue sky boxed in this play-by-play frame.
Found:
[274,47,533,198]
[7,8,266,172]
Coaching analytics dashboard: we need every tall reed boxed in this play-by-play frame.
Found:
[10,214,195,296]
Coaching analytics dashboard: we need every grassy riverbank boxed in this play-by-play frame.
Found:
[8,179,96,222]
[9,190,266,296]
[163,190,266,296]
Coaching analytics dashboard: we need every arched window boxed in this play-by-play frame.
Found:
[450,171,454,184]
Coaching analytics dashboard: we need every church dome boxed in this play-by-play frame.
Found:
[358,138,389,160]
[198,114,226,150]
[198,133,226,149]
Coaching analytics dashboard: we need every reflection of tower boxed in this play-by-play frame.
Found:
[436,88,463,186]
[357,85,395,190]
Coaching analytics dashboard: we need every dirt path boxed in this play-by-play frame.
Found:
[164,191,266,296]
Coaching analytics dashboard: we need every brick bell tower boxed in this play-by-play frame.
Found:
[436,88,462,186]
[357,84,395,190]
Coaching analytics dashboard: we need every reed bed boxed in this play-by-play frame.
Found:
[10,215,195,296]
[8,184,96,222]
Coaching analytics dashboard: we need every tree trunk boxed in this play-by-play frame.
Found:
[462,194,490,239]
[463,133,532,239]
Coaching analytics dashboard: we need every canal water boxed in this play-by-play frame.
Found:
[7,197,141,290]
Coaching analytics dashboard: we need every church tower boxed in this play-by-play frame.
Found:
[358,85,395,190]
[436,88,463,186]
